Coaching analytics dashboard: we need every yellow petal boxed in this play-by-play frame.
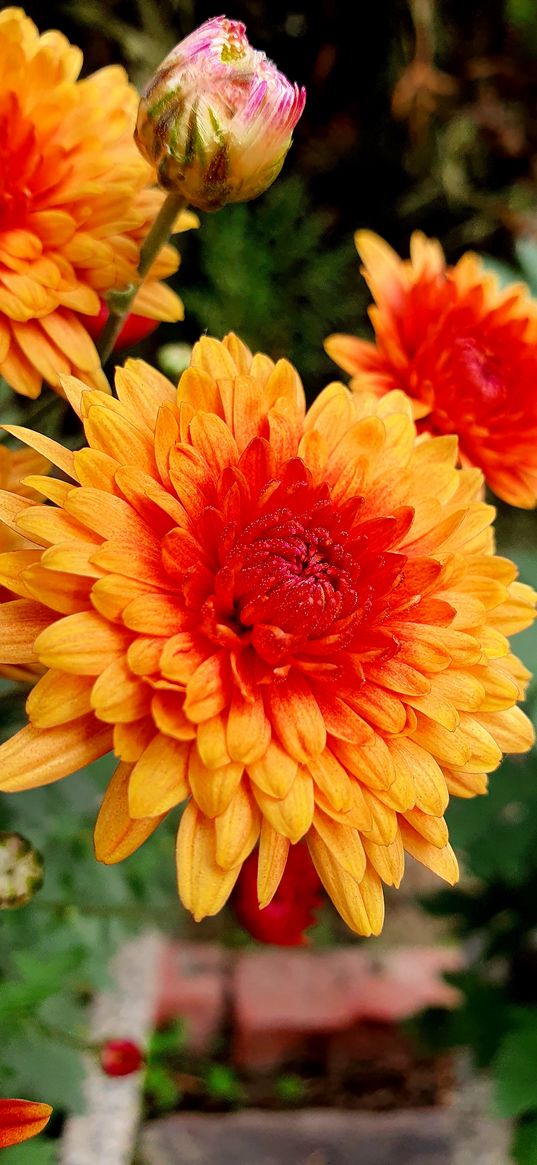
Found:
[215,783,260,869]
[188,747,243,817]
[27,668,93,727]
[247,738,298,798]
[35,610,128,674]
[312,810,366,881]
[400,821,459,884]
[257,821,290,908]
[0,715,112,791]
[226,689,271,764]
[308,831,385,936]
[177,800,241,921]
[128,733,190,817]
[252,767,314,843]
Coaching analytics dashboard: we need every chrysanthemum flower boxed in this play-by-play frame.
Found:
[0,7,197,400]
[0,444,48,681]
[0,335,534,935]
[325,231,537,508]
[0,1098,52,1148]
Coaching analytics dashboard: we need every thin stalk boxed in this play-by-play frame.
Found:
[97,190,187,366]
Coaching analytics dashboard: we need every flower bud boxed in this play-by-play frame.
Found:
[0,832,44,910]
[100,1038,144,1077]
[135,16,306,212]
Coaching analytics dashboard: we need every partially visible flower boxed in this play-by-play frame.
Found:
[83,301,159,352]
[232,843,322,945]
[100,1039,143,1077]
[0,8,197,399]
[0,1099,52,1148]
[325,230,537,508]
[135,16,306,212]
[0,336,534,937]
[0,831,44,908]
[0,444,49,682]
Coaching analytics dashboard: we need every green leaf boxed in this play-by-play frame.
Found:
[494,1011,537,1117]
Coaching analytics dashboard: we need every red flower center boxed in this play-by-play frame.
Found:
[163,444,417,678]
[230,504,360,636]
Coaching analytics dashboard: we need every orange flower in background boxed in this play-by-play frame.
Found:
[0,444,48,682]
[0,334,534,935]
[0,8,197,400]
[325,231,537,508]
[0,1098,52,1147]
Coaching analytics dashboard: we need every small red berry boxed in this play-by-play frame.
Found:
[232,843,323,946]
[100,1038,144,1077]
[83,301,159,350]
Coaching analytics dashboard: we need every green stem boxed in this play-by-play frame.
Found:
[97,190,187,367]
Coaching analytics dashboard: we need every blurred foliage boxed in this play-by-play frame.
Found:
[180,175,359,397]
[413,681,537,1162]
[0,692,181,1127]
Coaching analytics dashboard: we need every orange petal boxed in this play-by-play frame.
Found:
[0,598,53,662]
[94,761,164,863]
[0,1099,52,1148]
[267,675,326,762]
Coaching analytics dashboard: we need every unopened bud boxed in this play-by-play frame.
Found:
[100,1038,144,1077]
[0,832,44,909]
[135,16,306,212]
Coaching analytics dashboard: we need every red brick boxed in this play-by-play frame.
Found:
[232,946,460,1072]
[154,942,230,1054]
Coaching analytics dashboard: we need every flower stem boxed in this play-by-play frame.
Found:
[97,190,187,366]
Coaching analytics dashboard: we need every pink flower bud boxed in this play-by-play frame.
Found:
[135,16,306,212]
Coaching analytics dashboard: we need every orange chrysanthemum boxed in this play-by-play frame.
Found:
[0,443,48,681]
[0,8,197,399]
[0,1098,52,1148]
[0,335,534,935]
[325,231,537,508]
